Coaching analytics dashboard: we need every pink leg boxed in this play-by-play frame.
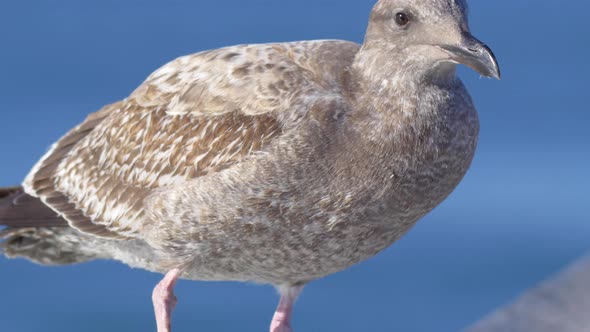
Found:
[270,285,304,332]
[152,269,182,332]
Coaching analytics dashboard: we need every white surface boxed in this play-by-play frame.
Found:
[467,255,590,332]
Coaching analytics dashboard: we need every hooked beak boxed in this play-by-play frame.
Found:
[439,33,501,79]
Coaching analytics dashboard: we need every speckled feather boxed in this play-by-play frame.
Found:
[4,0,483,288]
[22,40,359,240]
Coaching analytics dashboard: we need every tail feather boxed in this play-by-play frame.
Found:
[1,187,95,265]
[0,186,68,227]
[0,187,21,199]
[1,227,96,265]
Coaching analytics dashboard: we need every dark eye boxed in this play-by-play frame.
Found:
[395,12,410,26]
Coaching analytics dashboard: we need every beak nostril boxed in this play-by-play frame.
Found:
[467,48,478,53]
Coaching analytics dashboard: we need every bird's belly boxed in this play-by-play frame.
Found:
[180,153,474,285]
[176,115,479,285]
[181,221,400,285]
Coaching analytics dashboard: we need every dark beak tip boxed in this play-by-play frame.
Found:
[440,37,501,81]
[483,46,501,80]
[488,64,501,80]
[474,42,501,80]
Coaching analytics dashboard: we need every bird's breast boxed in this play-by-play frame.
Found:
[312,89,480,264]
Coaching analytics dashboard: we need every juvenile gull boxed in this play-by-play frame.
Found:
[0,0,499,331]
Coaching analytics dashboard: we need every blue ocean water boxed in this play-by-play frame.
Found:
[0,1,588,331]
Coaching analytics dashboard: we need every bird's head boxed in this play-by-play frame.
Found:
[363,0,500,79]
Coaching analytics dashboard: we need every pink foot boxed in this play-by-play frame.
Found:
[270,285,304,332]
[152,269,182,332]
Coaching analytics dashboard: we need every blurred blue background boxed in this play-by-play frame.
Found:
[0,0,588,331]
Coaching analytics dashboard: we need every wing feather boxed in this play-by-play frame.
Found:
[22,40,359,239]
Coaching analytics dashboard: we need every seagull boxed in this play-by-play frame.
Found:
[0,0,500,331]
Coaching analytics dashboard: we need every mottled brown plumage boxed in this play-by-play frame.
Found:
[1,0,499,331]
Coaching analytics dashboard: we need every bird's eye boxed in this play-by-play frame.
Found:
[394,12,410,26]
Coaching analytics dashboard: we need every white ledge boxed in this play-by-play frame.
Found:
[466,255,590,332]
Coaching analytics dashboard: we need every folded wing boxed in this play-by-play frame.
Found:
[22,40,360,240]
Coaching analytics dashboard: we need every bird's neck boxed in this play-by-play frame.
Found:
[318,47,463,202]
[345,45,457,145]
